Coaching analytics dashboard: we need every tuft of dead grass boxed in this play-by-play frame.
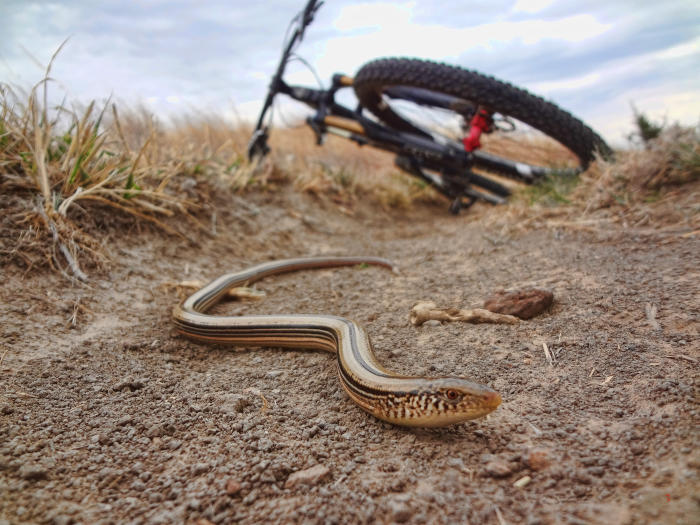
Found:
[485,122,699,237]
[0,68,279,278]
[578,124,699,210]
[1,79,195,279]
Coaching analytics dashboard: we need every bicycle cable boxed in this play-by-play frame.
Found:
[270,54,326,130]
[288,54,325,89]
[274,97,307,129]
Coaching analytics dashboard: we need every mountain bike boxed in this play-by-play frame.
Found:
[248,0,611,214]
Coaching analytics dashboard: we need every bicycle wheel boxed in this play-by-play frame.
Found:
[354,58,611,180]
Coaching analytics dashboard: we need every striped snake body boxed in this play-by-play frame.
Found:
[173,257,501,427]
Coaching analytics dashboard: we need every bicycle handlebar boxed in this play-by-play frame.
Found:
[301,0,323,35]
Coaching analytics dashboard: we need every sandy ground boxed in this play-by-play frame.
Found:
[1,188,698,525]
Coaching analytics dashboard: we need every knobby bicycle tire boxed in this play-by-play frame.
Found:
[353,58,611,171]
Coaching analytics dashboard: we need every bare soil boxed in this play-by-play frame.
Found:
[1,188,698,525]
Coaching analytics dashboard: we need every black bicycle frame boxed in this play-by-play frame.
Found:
[248,0,510,211]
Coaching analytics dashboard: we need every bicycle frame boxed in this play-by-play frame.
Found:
[248,0,523,211]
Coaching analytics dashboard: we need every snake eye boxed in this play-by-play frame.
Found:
[445,389,459,401]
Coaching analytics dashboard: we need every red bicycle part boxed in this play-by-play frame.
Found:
[462,109,493,152]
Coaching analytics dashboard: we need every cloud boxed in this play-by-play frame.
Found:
[0,0,698,144]
[511,0,556,14]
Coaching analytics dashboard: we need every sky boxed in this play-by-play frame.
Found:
[1,0,699,146]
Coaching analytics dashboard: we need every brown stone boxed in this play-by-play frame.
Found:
[484,460,514,478]
[523,448,551,471]
[225,479,242,496]
[284,464,330,489]
[484,288,554,319]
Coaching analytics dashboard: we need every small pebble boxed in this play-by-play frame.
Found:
[523,448,551,471]
[131,480,146,491]
[192,462,209,475]
[117,415,133,426]
[19,464,48,481]
[242,489,258,505]
[226,479,242,496]
[113,378,145,391]
[387,499,412,523]
[284,464,330,489]
[484,460,513,478]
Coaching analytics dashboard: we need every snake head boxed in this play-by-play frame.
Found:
[389,377,501,427]
[437,377,501,424]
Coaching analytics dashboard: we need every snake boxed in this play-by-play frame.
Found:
[173,256,501,427]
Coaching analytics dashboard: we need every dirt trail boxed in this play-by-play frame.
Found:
[1,189,698,525]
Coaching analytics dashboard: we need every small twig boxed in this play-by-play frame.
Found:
[164,281,266,300]
[663,354,697,364]
[245,387,269,412]
[333,474,348,487]
[0,347,10,368]
[645,303,661,331]
[37,202,88,282]
[14,391,39,398]
[542,342,554,367]
[67,304,80,329]
[494,506,507,525]
[56,235,88,282]
[599,375,613,386]
[482,233,507,246]
[66,300,92,329]
[410,301,519,326]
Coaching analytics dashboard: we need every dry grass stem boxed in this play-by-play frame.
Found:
[645,303,661,331]
[662,354,697,364]
[166,281,266,301]
[542,342,554,367]
[494,506,508,525]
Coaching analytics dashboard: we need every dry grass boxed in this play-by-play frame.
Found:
[487,122,699,237]
[576,124,699,235]
[0,69,262,278]
[578,124,699,209]
[0,74,436,278]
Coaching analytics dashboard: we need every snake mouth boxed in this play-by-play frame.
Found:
[483,390,502,410]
